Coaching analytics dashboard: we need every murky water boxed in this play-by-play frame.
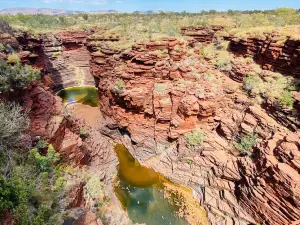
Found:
[57,86,98,107]
[114,144,191,225]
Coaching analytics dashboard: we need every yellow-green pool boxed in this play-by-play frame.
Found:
[57,86,98,107]
[114,144,188,225]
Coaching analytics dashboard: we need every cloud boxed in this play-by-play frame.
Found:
[43,0,107,5]
[115,0,123,3]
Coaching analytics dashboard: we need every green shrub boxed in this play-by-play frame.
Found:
[0,61,41,93]
[79,129,89,140]
[215,50,233,72]
[0,176,25,215]
[7,53,20,64]
[52,52,61,57]
[36,139,49,149]
[98,196,110,208]
[0,104,64,224]
[0,43,5,52]
[0,149,64,224]
[115,80,125,90]
[186,159,193,166]
[184,129,206,149]
[216,59,232,72]
[219,41,230,50]
[245,57,253,63]
[199,44,216,59]
[203,73,214,82]
[235,133,258,155]
[30,145,60,172]
[85,175,104,199]
[278,90,294,108]
[82,14,89,20]
[243,75,262,95]
[0,102,29,147]
[6,160,63,224]
[51,177,66,191]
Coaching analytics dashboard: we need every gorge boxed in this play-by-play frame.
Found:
[1,21,300,225]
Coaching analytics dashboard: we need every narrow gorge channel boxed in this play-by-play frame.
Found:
[57,86,209,225]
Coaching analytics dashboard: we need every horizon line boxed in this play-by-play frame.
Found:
[1,6,299,13]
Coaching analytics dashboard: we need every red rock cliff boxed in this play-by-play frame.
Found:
[229,36,300,77]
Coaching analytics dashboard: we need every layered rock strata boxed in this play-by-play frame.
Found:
[15,31,95,91]
[229,36,300,78]
[181,26,224,45]
[2,27,300,225]
[88,34,300,225]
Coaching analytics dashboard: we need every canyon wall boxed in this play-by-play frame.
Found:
[87,29,300,225]
[229,36,300,77]
[17,31,95,91]
[2,27,300,225]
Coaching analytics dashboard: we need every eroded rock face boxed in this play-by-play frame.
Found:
[43,31,95,91]
[4,27,300,225]
[89,34,300,225]
[142,105,300,225]
[89,38,224,159]
[237,131,300,225]
[181,26,224,46]
[15,31,95,91]
[229,36,300,77]
[15,81,89,165]
[73,211,103,225]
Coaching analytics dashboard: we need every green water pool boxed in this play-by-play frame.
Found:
[57,86,99,107]
[114,144,188,225]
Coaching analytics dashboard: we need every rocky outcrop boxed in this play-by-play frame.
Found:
[139,103,300,225]
[229,36,300,77]
[89,37,225,160]
[261,98,300,131]
[88,34,300,224]
[73,211,103,225]
[181,26,224,45]
[43,31,95,91]
[237,131,300,225]
[14,81,88,164]
[15,31,95,91]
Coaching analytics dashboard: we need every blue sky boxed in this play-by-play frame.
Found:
[0,0,299,12]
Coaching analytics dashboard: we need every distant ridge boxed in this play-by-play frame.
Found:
[0,8,171,15]
[0,7,118,15]
[89,10,119,14]
[133,10,169,14]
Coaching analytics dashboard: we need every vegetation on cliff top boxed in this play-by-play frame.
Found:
[243,68,298,108]
[0,61,40,93]
[0,8,299,40]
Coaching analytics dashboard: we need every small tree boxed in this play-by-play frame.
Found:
[0,19,13,34]
[0,102,29,147]
[0,61,40,93]
[0,176,27,218]
[30,145,60,172]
